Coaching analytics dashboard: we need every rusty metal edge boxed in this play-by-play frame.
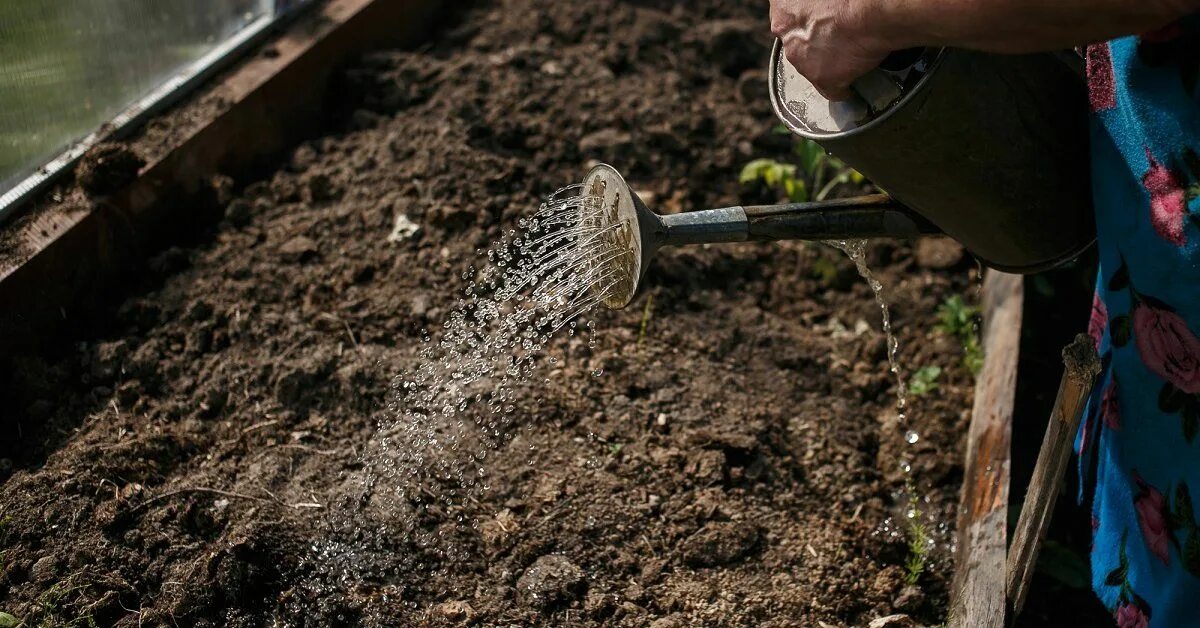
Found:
[0,0,444,356]
[947,271,1022,628]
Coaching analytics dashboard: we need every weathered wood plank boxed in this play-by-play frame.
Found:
[1006,334,1100,616]
[948,271,1022,628]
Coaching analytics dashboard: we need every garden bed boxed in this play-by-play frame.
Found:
[0,1,981,626]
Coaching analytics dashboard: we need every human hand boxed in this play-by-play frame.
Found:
[769,0,899,100]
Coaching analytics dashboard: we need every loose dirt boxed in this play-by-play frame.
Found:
[0,1,979,626]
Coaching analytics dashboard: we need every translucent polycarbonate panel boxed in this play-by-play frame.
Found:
[0,0,275,193]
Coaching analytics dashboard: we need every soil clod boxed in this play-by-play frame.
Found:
[278,235,319,263]
[517,554,588,609]
[76,142,145,197]
[680,521,762,567]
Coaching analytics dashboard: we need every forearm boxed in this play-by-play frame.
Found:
[878,0,1200,53]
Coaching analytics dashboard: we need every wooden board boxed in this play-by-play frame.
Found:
[948,271,1022,628]
[0,0,442,355]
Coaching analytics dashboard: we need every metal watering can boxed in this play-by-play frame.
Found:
[589,44,1094,310]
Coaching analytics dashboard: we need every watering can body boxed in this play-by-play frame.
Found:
[770,43,1095,273]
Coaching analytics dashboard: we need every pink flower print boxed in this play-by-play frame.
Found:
[1102,378,1120,430]
[1143,149,1188,246]
[1116,602,1150,628]
[1133,302,1200,393]
[1089,292,1107,350]
[1133,472,1171,565]
[1086,43,1116,112]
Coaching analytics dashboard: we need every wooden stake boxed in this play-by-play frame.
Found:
[1006,334,1100,617]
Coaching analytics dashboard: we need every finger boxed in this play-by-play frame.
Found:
[768,0,800,39]
[768,3,790,39]
[812,81,855,101]
[781,39,809,77]
[782,42,856,102]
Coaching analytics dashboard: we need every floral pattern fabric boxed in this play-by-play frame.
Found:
[1079,16,1200,628]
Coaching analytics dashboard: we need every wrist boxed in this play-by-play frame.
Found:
[862,0,939,52]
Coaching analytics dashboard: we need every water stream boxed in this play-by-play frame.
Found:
[824,239,912,442]
[826,239,951,584]
[309,183,620,591]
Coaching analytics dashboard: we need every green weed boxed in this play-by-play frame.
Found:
[0,612,19,628]
[25,582,96,628]
[636,292,655,347]
[907,366,942,397]
[740,136,865,204]
[809,255,839,284]
[792,138,864,202]
[739,159,807,202]
[902,481,931,585]
[935,295,983,375]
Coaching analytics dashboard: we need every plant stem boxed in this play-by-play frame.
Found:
[637,292,655,346]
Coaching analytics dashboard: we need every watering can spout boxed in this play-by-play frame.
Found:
[649,194,938,247]
[581,163,939,310]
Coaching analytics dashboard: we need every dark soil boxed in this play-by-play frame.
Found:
[0,1,980,626]
[76,143,145,197]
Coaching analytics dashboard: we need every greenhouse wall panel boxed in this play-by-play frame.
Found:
[0,0,284,195]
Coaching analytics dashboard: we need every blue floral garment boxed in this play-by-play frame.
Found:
[1078,18,1200,628]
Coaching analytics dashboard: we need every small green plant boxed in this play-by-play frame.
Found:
[791,137,864,202]
[902,481,932,585]
[809,255,839,284]
[907,365,942,397]
[0,611,19,628]
[636,292,655,346]
[740,134,865,203]
[739,159,806,202]
[935,295,983,375]
[25,582,96,628]
[608,442,624,456]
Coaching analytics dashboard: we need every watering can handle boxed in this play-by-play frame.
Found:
[742,194,942,241]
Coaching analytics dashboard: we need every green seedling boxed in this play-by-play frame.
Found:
[792,138,865,202]
[809,255,839,285]
[740,135,866,205]
[27,582,96,628]
[902,480,932,585]
[907,365,942,397]
[636,292,655,347]
[608,443,624,456]
[935,295,983,375]
[740,159,807,202]
[0,612,19,628]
